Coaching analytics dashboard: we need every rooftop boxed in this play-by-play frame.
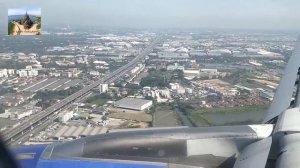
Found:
[114,98,152,109]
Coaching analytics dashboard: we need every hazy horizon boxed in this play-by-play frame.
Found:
[1,0,300,34]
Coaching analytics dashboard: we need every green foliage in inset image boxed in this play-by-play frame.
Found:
[36,16,41,30]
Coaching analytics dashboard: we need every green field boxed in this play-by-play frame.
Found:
[86,98,108,106]
[186,104,269,127]
[85,94,111,106]
[153,105,181,127]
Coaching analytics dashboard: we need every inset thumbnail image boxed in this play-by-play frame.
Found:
[8,8,41,35]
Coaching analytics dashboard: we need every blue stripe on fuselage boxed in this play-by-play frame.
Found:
[37,159,167,168]
[12,144,47,168]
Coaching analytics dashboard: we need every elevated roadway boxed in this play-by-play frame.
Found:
[3,36,163,145]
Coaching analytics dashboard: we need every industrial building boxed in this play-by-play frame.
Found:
[58,111,74,122]
[114,97,153,111]
[99,83,109,93]
[157,52,189,60]
[200,69,218,73]
[5,107,33,120]
[257,88,275,101]
[167,63,185,71]
[184,69,200,77]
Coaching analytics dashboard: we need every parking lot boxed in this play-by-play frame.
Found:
[20,78,83,92]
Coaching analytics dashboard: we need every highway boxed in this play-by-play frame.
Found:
[3,36,163,145]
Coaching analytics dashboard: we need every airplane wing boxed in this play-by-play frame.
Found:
[237,35,300,168]
[230,36,300,168]
[263,36,300,123]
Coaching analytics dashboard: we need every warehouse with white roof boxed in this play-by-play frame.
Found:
[114,98,153,111]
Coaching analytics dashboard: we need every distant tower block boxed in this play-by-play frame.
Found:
[99,84,108,94]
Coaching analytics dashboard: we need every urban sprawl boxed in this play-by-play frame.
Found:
[0,29,295,145]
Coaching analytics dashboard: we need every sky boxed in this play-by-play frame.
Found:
[1,0,300,31]
[8,8,41,16]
